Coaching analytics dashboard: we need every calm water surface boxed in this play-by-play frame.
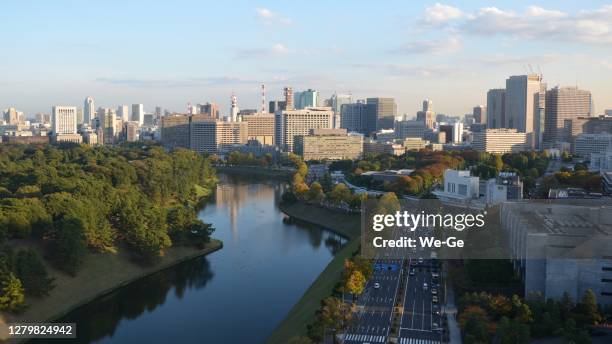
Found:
[53,174,345,343]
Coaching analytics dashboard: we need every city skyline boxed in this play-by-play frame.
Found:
[2,1,612,116]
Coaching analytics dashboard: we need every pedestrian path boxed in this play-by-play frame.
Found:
[343,333,386,342]
[399,338,441,344]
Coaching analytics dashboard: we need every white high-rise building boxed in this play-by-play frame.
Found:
[84,97,95,125]
[52,106,78,135]
[452,122,463,143]
[131,104,144,125]
[117,105,129,122]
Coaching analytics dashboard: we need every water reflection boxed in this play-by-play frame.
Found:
[45,174,345,344]
[40,259,214,344]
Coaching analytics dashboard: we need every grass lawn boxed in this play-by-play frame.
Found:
[266,238,360,344]
[0,240,222,340]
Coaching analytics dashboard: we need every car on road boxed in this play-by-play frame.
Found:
[373,282,380,289]
[432,305,440,315]
[431,288,438,295]
[409,269,415,276]
[423,282,428,291]
[432,295,439,303]
[418,257,424,264]
[431,272,439,278]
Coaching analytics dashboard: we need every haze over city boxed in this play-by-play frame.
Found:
[2,0,612,116]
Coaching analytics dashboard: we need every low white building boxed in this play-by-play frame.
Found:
[433,169,479,204]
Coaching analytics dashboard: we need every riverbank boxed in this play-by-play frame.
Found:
[0,240,223,341]
[215,165,294,179]
[267,202,361,343]
[278,202,361,239]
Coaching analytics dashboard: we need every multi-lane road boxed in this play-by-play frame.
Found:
[342,258,444,344]
[343,259,401,343]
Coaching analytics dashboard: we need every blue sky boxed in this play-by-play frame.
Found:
[2,1,612,117]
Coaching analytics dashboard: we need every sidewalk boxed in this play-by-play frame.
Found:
[443,264,462,344]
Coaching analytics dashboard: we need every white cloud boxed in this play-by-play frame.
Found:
[395,36,461,55]
[271,43,290,54]
[423,3,464,25]
[461,5,612,44]
[255,7,293,25]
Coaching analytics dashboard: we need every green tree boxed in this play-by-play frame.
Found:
[51,216,87,275]
[496,317,530,344]
[0,273,25,312]
[306,182,324,203]
[14,249,55,296]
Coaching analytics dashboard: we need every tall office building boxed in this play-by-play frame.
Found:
[52,106,78,135]
[275,107,333,152]
[331,93,352,129]
[84,97,95,125]
[268,100,286,113]
[544,87,592,145]
[472,129,528,154]
[340,101,375,135]
[117,105,129,122]
[473,105,487,125]
[124,121,139,142]
[3,107,21,125]
[486,89,506,129]
[132,104,144,126]
[189,118,248,154]
[161,114,191,149]
[199,102,220,118]
[505,74,545,148]
[395,120,426,139]
[367,98,397,131]
[294,128,363,161]
[294,89,319,109]
[241,113,275,146]
[416,99,435,129]
[284,87,294,110]
[96,108,117,145]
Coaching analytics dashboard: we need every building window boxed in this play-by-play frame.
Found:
[458,184,468,196]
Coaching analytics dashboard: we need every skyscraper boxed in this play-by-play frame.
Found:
[294,89,319,109]
[416,99,435,129]
[52,106,77,135]
[3,107,20,125]
[132,104,144,126]
[331,93,353,129]
[473,105,487,125]
[486,89,506,129]
[84,97,95,125]
[117,105,129,122]
[340,101,375,135]
[199,102,220,118]
[97,107,117,145]
[284,87,294,110]
[505,74,544,148]
[544,86,592,144]
[366,97,397,131]
[268,100,286,114]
